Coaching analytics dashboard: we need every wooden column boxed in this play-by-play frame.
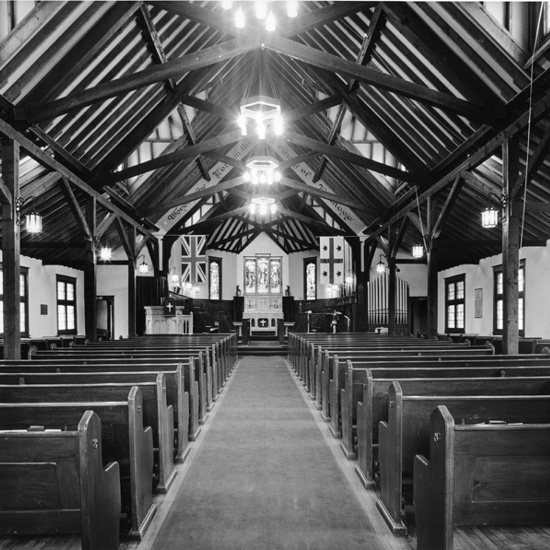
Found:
[1,138,21,359]
[128,226,137,338]
[502,138,520,355]
[426,242,438,339]
[84,197,97,341]
[387,256,397,335]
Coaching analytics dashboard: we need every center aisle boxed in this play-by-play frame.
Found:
[146,355,409,550]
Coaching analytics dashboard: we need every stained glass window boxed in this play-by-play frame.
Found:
[244,256,282,294]
[245,259,257,293]
[304,258,317,300]
[270,259,281,294]
[209,258,221,300]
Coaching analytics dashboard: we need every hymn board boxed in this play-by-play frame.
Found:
[243,255,283,333]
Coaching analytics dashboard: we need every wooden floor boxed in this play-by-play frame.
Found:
[2,354,549,550]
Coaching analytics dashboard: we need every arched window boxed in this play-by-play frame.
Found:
[304,257,317,300]
[209,258,222,300]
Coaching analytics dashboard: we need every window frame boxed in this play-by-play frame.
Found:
[493,261,525,336]
[0,266,29,337]
[208,257,222,300]
[303,257,317,301]
[57,275,77,335]
[444,274,466,334]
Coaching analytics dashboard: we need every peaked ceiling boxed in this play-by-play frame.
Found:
[1,1,550,271]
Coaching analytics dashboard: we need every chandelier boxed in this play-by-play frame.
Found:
[244,157,281,184]
[249,196,277,216]
[238,95,283,139]
[222,1,298,31]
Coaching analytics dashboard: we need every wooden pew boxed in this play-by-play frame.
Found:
[30,349,212,425]
[0,366,190,463]
[324,348,495,439]
[9,356,203,441]
[340,354,550,460]
[377,383,550,534]
[414,406,550,550]
[0,410,121,550]
[354,361,550,486]
[0,377,175,494]
[0,387,155,539]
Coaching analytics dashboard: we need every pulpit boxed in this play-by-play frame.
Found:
[144,306,193,334]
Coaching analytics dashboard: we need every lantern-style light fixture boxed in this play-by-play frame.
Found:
[243,156,281,185]
[376,254,387,274]
[99,245,112,261]
[137,254,149,274]
[249,196,277,216]
[222,1,298,30]
[16,196,43,234]
[412,244,424,258]
[169,267,180,284]
[481,207,499,228]
[238,96,283,139]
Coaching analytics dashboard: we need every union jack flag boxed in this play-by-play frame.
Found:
[181,235,207,283]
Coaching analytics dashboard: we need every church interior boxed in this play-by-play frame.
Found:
[1,1,550,549]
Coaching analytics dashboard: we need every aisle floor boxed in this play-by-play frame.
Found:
[140,356,411,550]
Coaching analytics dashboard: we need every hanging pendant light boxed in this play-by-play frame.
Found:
[412,244,424,258]
[481,207,499,228]
[99,245,112,261]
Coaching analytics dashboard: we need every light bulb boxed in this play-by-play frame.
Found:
[287,0,298,18]
[265,10,276,31]
[256,0,267,19]
[235,7,245,28]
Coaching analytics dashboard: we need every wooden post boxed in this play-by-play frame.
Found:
[426,242,438,339]
[84,197,97,342]
[502,137,520,355]
[387,256,397,335]
[128,227,137,338]
[1,138,21,359]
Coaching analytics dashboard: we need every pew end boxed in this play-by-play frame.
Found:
[414,405,550,550]
[0,410,121,550]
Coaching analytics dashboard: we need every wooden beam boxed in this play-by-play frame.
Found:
[364,93,550,244]
[431,174,464,240]
[511,125,550,200]
[59,178,93,241]
[502,136,521,355]
[0,118,157,240]
[139,176,247,216]
[137,4,210,181]
[283,131,421,183]
[1,138,21,358]
[262,34,487,120]
[278,175,371,212]
[25,33,262,123]
[103,130,246,183]
[313,5,385,182]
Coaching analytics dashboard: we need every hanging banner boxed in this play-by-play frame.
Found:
[320,236,345,285]
[156,137,256,233]
[181,235,207,283]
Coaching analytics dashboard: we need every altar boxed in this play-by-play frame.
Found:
[144,306,193,334]
[242,255,283,334]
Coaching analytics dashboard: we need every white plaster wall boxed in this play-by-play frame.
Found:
[438,242,550,338]
[0,252,85,338]
[97,264,130,339]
